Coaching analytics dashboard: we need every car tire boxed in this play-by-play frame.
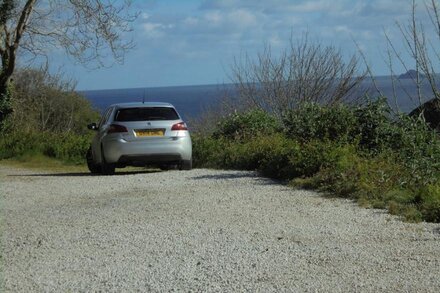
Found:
[100,146,115,175]
[160,164,178,171]
[180,159,192,171]
[86,147,101,174]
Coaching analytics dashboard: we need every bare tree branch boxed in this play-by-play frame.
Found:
[0,0,138,125]
[230,34,366,118]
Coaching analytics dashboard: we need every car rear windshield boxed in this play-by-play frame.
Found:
[114,107,179,121]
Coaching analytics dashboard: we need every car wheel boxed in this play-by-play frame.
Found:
[100,146,115,175]
[86,147,101,174]
[180,159,192,171]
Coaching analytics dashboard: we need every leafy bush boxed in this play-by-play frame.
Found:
[194,133,337,180]
[353,97,391,152]
[194,133,294,172]
[0,130,92,165]
[291,148,431,222]
[0,67,99,166]
[291,145,362,197]
[255,136,300,179]
[283,102,357,143]
[310,151,409,200]
[191,134,227,168]
[0,130,42,158]
[415,184,440,222]
[45,133,91,164]
[283,98,440,186]
[10,68,100,135]
[387,115,440,185]
[213,109,281,140]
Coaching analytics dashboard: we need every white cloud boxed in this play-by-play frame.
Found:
[228,9,257,27]
[135,0,432,66]
[143,23,163,38]
[204,11,223,24]
[140,12,150,20]
[334,25,352,35]
[183,16,199,26]
[268,35,283,48]
[286,0,335,13]
[142,22,174,39]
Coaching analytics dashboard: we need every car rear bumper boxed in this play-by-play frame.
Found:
[117,154,182,166]
[102,136,192,164]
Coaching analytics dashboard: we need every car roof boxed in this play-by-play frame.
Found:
[109,102,175,109]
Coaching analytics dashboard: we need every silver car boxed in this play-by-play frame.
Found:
[86,102,192,174]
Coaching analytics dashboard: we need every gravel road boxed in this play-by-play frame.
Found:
[0,165,439,292]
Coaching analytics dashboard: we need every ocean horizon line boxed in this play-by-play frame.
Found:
[77,82,232,93]
[77,74,407,93]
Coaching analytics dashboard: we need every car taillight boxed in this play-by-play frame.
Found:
[171,122,188,131]
[108,124,128,133]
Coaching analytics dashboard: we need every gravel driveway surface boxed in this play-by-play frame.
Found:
[0,165,439,292]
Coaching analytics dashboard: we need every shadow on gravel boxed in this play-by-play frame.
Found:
[191,172,280,185]
[8,170,161,178]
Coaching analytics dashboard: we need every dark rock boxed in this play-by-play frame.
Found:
[409,98,440,131]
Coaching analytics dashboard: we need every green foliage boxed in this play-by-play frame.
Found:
[294,145,362,197]
[0,68,100,166]
[283,102,357,143]
[308,150,409,201]
[43,133,91,164]
[386,115,440,185]
[0,81,14,130]
[353,99,440,185]
[415,184,440,222]
[10,68,100,134]
[288,144,437,223]
[0,0,15,25]
[0,130,92,165]
[213,109,281,140]
[387,189,422,222]
[353,97,391,152]
[0,130,41,158]
[194,133,336,180]
[191,134,227,168]
[255,135,301,179]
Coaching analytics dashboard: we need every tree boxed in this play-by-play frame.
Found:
[0,0,16,123]
[229,34,366,118]
[11,66,100,134]
[0,0,137,126]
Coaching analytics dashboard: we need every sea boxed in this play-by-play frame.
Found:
[80,76,438,120]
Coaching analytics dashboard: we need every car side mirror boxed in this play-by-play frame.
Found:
[87,123,98,131]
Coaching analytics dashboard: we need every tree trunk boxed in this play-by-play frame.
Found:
[0,0,37,127]
[0,49,14,127]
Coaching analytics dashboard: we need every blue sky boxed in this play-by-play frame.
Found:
[50,0,434,90]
